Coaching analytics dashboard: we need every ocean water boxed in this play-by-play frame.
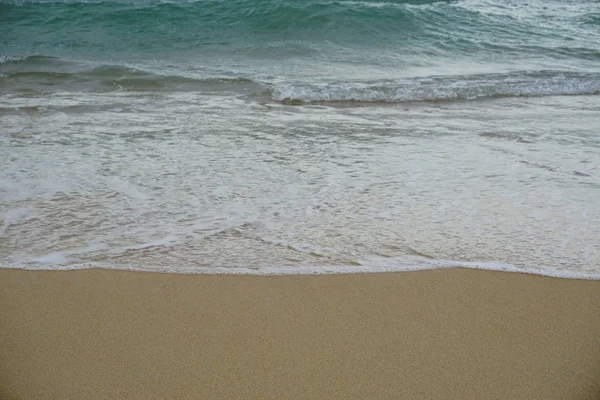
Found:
[1,0,599,278]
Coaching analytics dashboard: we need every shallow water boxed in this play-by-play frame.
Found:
[1,0,599,277]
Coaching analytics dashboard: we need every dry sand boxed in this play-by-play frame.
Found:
[0,267,599,400]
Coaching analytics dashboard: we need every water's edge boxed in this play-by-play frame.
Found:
[3,261,600,280]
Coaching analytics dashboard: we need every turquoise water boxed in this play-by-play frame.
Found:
[2,0,600,101]
[1,0,599,277]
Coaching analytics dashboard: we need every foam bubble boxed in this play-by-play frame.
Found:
[3,255,599,280]
[0,208,36,236]
[272,71,600,103]
[0,55,28,64]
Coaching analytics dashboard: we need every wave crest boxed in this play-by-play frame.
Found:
[272,71,600,103]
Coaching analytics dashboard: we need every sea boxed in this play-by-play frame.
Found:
[1,0,599,278]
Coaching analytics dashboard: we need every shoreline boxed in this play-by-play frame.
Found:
[1,267,599,399]
[2,262,600,280]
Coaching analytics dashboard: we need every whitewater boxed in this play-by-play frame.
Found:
[1,0,599,278]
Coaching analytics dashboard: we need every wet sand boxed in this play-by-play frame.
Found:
[1,268,599,399]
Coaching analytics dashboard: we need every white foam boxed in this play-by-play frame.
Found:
[0,208,36,236]
[0,55,28,64]
[2,255,599,280]
[26,253,71,265]
[12,243,110,266]
[271,72,600,103]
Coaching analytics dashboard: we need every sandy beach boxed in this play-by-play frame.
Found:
[0,268,599,399]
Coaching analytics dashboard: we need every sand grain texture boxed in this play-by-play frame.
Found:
[1,268,599,399]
